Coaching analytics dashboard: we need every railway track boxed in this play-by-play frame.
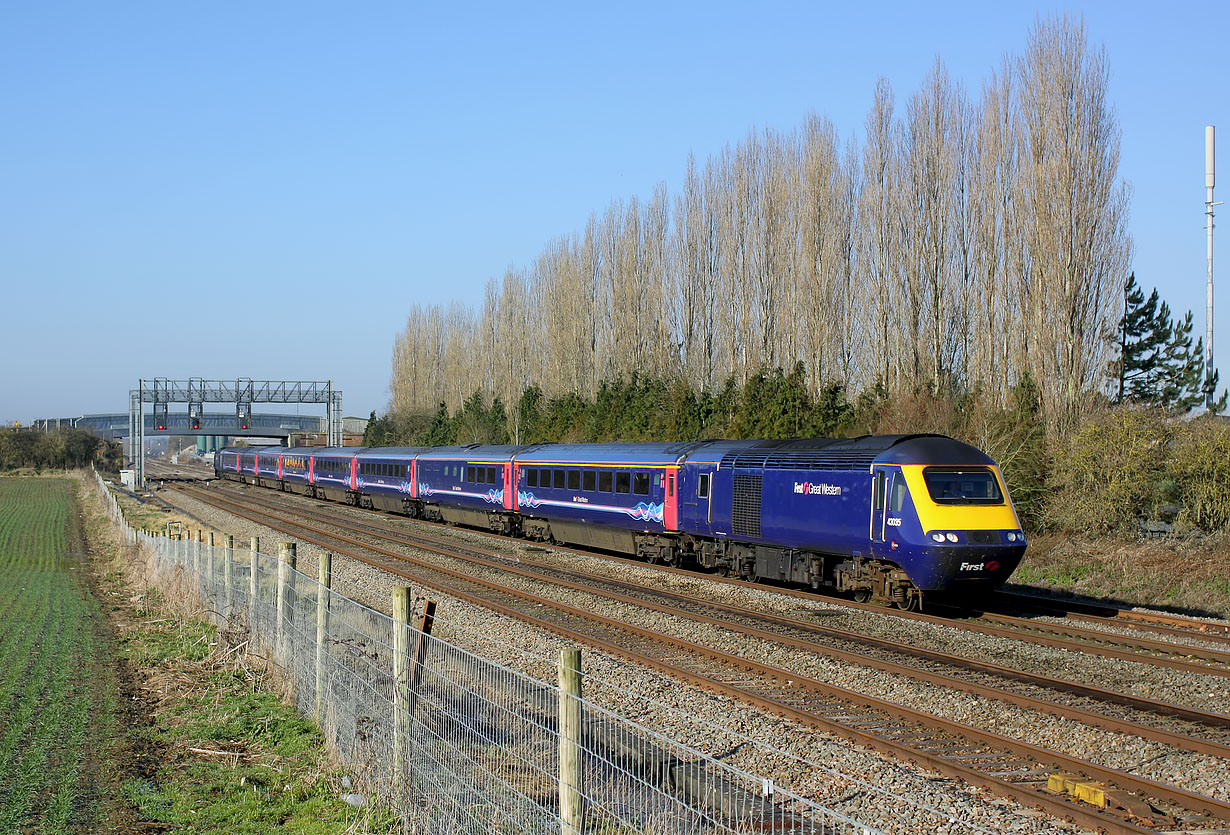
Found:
[174,482,1230,834]
[189,484,1230,751]
[202,478,1230,678]
[991,590,1230,646]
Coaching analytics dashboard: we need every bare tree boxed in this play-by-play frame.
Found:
[1015,15,1131,425]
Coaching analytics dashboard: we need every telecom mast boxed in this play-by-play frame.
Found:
[1207,126,1219,410]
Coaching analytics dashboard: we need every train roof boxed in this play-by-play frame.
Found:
[415,444,539,462]
[880,435,994,466]
[358,446,435,458]
[719,434,993,470]
[516,442,702,466]
[311,447,363,458]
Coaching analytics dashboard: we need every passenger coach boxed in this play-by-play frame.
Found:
[213,433,1026,609]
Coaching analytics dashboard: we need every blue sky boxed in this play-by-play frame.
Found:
[1,1,1227,423]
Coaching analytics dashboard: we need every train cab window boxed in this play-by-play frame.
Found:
[615,472,630,494]
[698,473,710,498]
[598,471,612,492]
[582,471,596,492]
[923,467,1002,504]
[526,469,538,488]
[553,470,566,489]
[487,467,497,484]
[633,472,650,495]
[874,471,885,511]
[567,470,580,490]
[890,477,908,513]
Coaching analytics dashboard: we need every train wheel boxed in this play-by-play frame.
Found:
[851,589,871,604]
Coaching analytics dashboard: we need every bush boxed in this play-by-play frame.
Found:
[1044,406,1170,534]
[1168,417,1230,531]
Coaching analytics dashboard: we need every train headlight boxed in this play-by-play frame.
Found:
[945,532,959,543]
[1007,531,1018,542]
[930,532,946,543]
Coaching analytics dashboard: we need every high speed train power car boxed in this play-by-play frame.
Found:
[216,434,1025,609]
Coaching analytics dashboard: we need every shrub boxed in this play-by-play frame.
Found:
[1167,417,1230,531]
[1044,406,1170,534]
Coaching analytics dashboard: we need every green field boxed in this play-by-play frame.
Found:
[0,478,116,833]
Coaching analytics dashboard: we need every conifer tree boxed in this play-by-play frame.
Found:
[1115,274,1225,413]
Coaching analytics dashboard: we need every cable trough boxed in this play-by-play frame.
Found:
[174,483,1230,834]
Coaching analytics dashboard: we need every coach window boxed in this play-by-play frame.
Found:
[633,472,650,495]
[598,471,612,492]
[553,470,566,489]
[890,477,907,513]
[568,470,580,490]
[615,472,631,494]
[698,473,710,498]
[487,467,498,483]
[526,469,538,487]
[541,469,553,488]
[582,471,596,492]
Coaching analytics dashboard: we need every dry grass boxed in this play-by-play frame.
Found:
[1009,532,1230,618]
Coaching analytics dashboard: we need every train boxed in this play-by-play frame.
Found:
[214,434,1026,610]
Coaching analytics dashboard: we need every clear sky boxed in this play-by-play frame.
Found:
[1,1,1227,423]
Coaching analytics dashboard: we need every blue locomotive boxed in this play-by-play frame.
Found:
[215,434,1025,609]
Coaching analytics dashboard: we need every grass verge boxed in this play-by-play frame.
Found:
[77,472,398,834]
[1009,531,1230,618]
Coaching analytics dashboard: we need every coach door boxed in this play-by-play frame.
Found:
[663,469,678,531]
[503,462,515,510]
[869,465,889,544]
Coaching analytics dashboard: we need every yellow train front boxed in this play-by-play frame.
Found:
[688,434,1026,610]
[853,434,1026,607]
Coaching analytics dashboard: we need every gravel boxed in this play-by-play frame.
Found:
[150,482,1230,834]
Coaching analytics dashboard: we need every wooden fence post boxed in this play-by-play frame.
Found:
[191,531,200,601]
[277,542,296,672]
[315,552,333,725]
[249,537,259,637]
[207,532,216,622]
[224,534,234,623]
[559,648,583,835]
[391,586,412,784]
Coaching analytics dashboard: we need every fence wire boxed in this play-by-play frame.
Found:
[96,472,1004,835]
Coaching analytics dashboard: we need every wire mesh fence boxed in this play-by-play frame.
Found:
[94,472,1001,835]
